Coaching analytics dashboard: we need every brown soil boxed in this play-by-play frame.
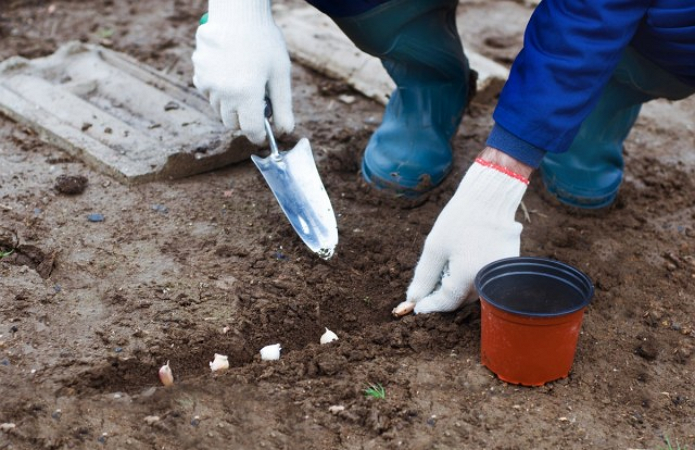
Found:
[1,1,694,449]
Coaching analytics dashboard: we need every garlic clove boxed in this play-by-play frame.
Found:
[209,353,229,372]
[158,361,174,387]
[260,343,281,361]
[392,301,415,317]
[320,328,339,345]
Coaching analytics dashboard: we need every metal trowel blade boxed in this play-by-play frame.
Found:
[251,138,338,259]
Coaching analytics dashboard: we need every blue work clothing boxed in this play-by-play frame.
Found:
[487,0,695,168]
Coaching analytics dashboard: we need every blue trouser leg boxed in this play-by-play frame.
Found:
[304,0,392,18]
[540,47,695,209]
[313,0,470,196]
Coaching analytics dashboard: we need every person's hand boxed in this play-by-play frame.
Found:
[192,0,294,144]
[394,152,531,316]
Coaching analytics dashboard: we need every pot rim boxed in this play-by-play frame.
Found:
[475,256,595,318]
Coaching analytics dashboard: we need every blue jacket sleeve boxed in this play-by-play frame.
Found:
[487,0,652,165]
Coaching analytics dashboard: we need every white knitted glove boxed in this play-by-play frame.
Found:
[192,0,294,144]
[394,159,528,316]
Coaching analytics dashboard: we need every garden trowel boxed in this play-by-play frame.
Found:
[250,102,338,259]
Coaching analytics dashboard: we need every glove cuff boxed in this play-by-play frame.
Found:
[208,0,274,26]
[474,157,529,185]
[456,160,528,220]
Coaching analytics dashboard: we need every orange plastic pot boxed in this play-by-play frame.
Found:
[474,257,594,386]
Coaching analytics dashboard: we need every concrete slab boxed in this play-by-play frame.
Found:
[275,6,511,106]
[0,41,254,184]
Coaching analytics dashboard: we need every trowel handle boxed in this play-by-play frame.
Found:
[263,98,280,158]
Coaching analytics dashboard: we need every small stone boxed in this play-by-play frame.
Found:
[144,415,160,425]
[190,416,201,427]
[0,423,16,432]
[54,175,88,195]
[164,101,180,111]
[140,387,157,398]
[338,94,355,104]
[87,213,105,222]
[151,204,168,214]
[635,343,658,361]
[328,405,345,414]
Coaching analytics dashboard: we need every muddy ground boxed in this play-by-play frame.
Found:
[1,1,694,449]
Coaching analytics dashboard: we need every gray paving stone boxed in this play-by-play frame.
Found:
[275,6,512,107]
[0,41,254,184]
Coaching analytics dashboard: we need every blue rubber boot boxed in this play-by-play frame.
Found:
[330,0,470,196]
[540,48,694,209]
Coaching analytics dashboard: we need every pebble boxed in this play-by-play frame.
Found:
[0,423,16,432]
[144,415,160,425]
[54,174,88,195]
[338,94,355,104]
[151,204,168,214]
[328,405,345,414]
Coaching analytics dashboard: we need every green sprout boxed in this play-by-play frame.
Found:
[364,383,386,400]
[658,435,688,450]
[96,27,115,39]
[0,249,14,258]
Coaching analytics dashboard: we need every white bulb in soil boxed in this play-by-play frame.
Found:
[260,344,282,361]
[158,361,174,387]
[320,328,339,345]
[209,353,229,372]
[392,301,415,317]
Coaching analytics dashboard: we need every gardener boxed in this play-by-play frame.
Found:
[192,0,695,316]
